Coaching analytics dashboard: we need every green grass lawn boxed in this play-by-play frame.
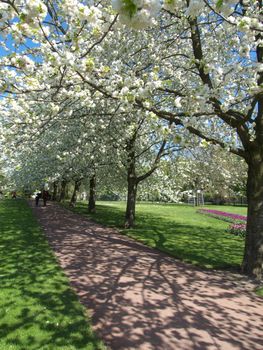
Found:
[68,201,246,271]
[0,199,104,350]
[256,286,263,297]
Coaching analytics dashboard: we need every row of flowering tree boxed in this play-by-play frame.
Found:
[0,0,262,278]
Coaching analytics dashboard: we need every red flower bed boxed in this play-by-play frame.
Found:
[197,208,247,238]
[197,208,247,223]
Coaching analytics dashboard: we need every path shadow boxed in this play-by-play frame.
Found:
[30,201,263,350]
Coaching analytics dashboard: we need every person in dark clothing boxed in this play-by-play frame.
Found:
[35,192,41,206]
[42,190,49,207]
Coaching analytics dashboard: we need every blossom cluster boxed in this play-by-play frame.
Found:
[112,0,161,29]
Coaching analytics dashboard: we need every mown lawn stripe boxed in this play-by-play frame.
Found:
[0,199,104,350]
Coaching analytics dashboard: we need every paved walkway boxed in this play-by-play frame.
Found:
[30,201,263,350]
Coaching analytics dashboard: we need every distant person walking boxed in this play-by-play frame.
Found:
[35,192,41,207]
[42,190,49,207]
[11,191,17,199]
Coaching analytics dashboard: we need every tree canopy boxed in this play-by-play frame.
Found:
[0,0,262,278]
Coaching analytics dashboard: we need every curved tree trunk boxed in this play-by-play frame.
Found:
[52,181,58,201]
[242,153,263,279]
[58,179,67,202]
[88,175,96,213]
[70,180,81,207]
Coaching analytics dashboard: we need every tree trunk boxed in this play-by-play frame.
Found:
[52,181,58,201]
[242,23,263,279]
[124,134,138,228]
[123,124,167,228]
[70,180,81,207]
[88,175,96,213]
[125,176,137,228]
[242,153,263,279]
[58,179,67,202]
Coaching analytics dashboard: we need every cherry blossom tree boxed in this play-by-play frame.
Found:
[110,0,263,278]
[0,0,262,277]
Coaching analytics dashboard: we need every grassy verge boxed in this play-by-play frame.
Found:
[0,199,104,350]
[66,201,245,271]
[256,286,263,298]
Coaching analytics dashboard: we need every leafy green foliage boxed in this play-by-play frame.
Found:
[0,199,104,350]
[216,0,224,9]
[69,201,246,270]
[122,0,137,18]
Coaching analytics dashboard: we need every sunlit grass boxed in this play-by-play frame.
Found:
[67,201,246,271]
[256,286,263,297]
[0,199,104,350]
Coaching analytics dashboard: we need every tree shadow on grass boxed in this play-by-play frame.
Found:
[69,202,126,228]
[128,219,244,270]
[0,200,104,350]
[69,202,244,271]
